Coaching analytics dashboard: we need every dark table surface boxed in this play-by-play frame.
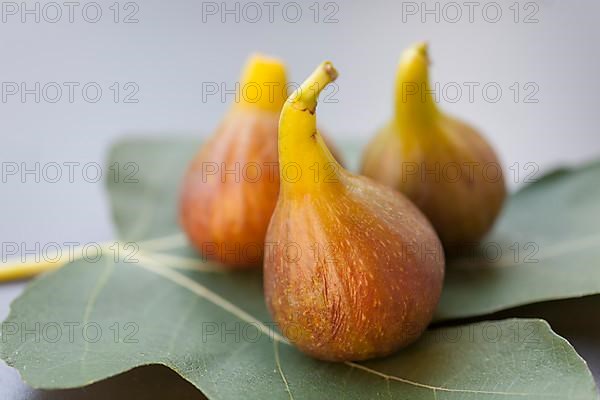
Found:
[1,280,599,399]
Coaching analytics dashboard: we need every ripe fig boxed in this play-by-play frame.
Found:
[179,54,285,268]
[179,54,341,268]
[264,62,445,361]
[361,43,507,252]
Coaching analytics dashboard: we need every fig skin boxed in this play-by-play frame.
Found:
[361,43,506,252]
[264,62,445,361]
[180,107,280,267]
[265,174,444,361]
[361,115,506,252]
[179,54,342,268]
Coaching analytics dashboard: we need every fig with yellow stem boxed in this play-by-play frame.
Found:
[180,54,285,268]
[264,61,445,361]
[179,54,341,268]
[361,43,507,252]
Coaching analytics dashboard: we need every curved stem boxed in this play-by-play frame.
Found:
[288,61,338,113]
[278,62,341,195]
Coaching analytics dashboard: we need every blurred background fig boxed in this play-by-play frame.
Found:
[264,62,445,361]
[179,54,341,268]
[179,54,283,267]
[361,43,507,253]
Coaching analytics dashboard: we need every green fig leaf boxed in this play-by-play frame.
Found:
[436,158,600,320]
[1,258,598,398]
[108,138,600,320]
[0,137,598,399]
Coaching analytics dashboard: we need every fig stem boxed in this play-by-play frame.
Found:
[288,61,338,112]
[278,62,341,195]
[394,42,439,130]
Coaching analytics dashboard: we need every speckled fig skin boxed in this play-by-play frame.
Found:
[264,61,445,361]
[361,43,506,252]
[179,55,342,268]
[264,173,444,361]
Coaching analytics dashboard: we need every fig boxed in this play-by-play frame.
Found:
[264,62,445,361]
[179,54,286,268]
[179,54,341,268]
[361,43,507,252]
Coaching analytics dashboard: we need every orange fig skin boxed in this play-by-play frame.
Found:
[264,173,445,361]
[179,107,280,268]
[361,116,507,252]
[179,109,343,268]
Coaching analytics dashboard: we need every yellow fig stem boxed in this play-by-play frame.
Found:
[394,42,440,131]
[236,53,287,113]
[278,61,341,195]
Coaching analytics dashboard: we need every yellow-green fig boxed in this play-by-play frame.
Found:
[361,43,507,251]
[264,62,445,361]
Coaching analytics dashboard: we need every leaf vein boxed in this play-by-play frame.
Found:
[274,341,295,400]
[135,252,585,399]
